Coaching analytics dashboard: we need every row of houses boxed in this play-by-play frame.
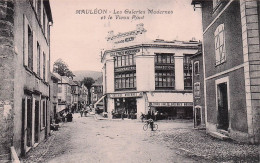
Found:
[50,73,89,120]
[0,0,94,161]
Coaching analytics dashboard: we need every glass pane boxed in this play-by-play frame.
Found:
[158,55,161,63]
[167,55,171,63]
[129,55,133,65]
[171,55,174,63]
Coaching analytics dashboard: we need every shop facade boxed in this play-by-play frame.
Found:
[101,24,199,120]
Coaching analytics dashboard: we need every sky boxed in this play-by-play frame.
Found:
[49,0,202,72]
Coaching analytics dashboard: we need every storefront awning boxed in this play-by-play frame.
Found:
[147,92,193,107]
[94,95,106,108]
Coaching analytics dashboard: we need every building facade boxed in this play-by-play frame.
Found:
[50,73,60,124]
[91,76,104,109]
[101,24,199,120]
[71,81,80,112]
[57,75,72,113]
[0,0,53,160]
[192,0,260,143]
[191,44,205,128]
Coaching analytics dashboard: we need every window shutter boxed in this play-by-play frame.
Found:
[23,15,29,66]
[33,32,37,72]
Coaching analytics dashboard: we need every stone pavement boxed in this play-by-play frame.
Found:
[21,113,260,163]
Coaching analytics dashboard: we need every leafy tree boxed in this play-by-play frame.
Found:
[53,59,75,79]
[81,77,95,105]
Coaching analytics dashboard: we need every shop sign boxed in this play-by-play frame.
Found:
[155,65,174,70]
[149,102,193,107]
[114,36,135,44]
[115,66,136,72]
[109,92,143,98]
[110,49,140,57]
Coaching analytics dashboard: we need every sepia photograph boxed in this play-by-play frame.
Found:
[0,0,259,162]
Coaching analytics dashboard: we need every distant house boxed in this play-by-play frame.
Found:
[71,81,81,112]
[191,44,205,128]
[50,73,60,124]
[56,75,72,113]
[91,76,104,109]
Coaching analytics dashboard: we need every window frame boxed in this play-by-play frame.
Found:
[155,53,175,90]
[214,23,226,66]
[194,82,200,98]
[194,61,200,75]
[183,54,192,90]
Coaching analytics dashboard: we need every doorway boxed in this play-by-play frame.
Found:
[195,106,201,126]
[26,97,32,147]
[34,100,39,143]
[217,82,229,131]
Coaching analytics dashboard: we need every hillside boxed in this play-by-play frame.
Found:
[73,70,102,82]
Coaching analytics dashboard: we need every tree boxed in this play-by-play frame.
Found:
[81,77,95,105]
[53,59,75,79]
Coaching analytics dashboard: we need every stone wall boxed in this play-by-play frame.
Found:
[0,0,15,160]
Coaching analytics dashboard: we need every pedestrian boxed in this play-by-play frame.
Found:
[80,108,84,117]
[84,108,88,117]
[147,109,151,119]
[140,112,145,122]
[154,111,158,121]
[149,118,154,131]
[121,109,124,120]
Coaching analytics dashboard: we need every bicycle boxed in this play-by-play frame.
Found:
[143,120,158,131]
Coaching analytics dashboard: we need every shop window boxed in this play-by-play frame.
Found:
[155,53,174,64]
[183,55,192,90]
[155,53,175,90]
[115,72,136,90]
[115,54,135,68]
[194,82,200,98]
[215,24,226,65]
[194,61,199,75]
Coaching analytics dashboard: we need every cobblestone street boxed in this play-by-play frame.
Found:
[21,113,259,163]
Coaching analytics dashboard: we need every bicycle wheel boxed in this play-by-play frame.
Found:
[143,124,148,131]
[153,124,158,131]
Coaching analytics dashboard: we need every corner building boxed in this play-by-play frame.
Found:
[101,24,199,120]
[192,0,260,144]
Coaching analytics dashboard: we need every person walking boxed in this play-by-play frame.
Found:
[80,108,84,117]
[154,111,158,121]
[140,112,145,122]
[121,109,125,120]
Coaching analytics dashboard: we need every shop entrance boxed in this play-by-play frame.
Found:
[155,107,193,120]
[194,106,201,126]
[114,98,137,119]
[217,82,229,131]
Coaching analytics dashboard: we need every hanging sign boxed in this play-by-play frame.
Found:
[109,92,143,98]
[149,102,193,107]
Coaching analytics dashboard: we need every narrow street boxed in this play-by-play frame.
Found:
[21,113,197,163]
[22,113,259,163]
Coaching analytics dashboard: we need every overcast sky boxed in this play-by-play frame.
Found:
[50,0,202,72]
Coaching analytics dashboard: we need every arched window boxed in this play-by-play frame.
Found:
[214,24,226,65]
